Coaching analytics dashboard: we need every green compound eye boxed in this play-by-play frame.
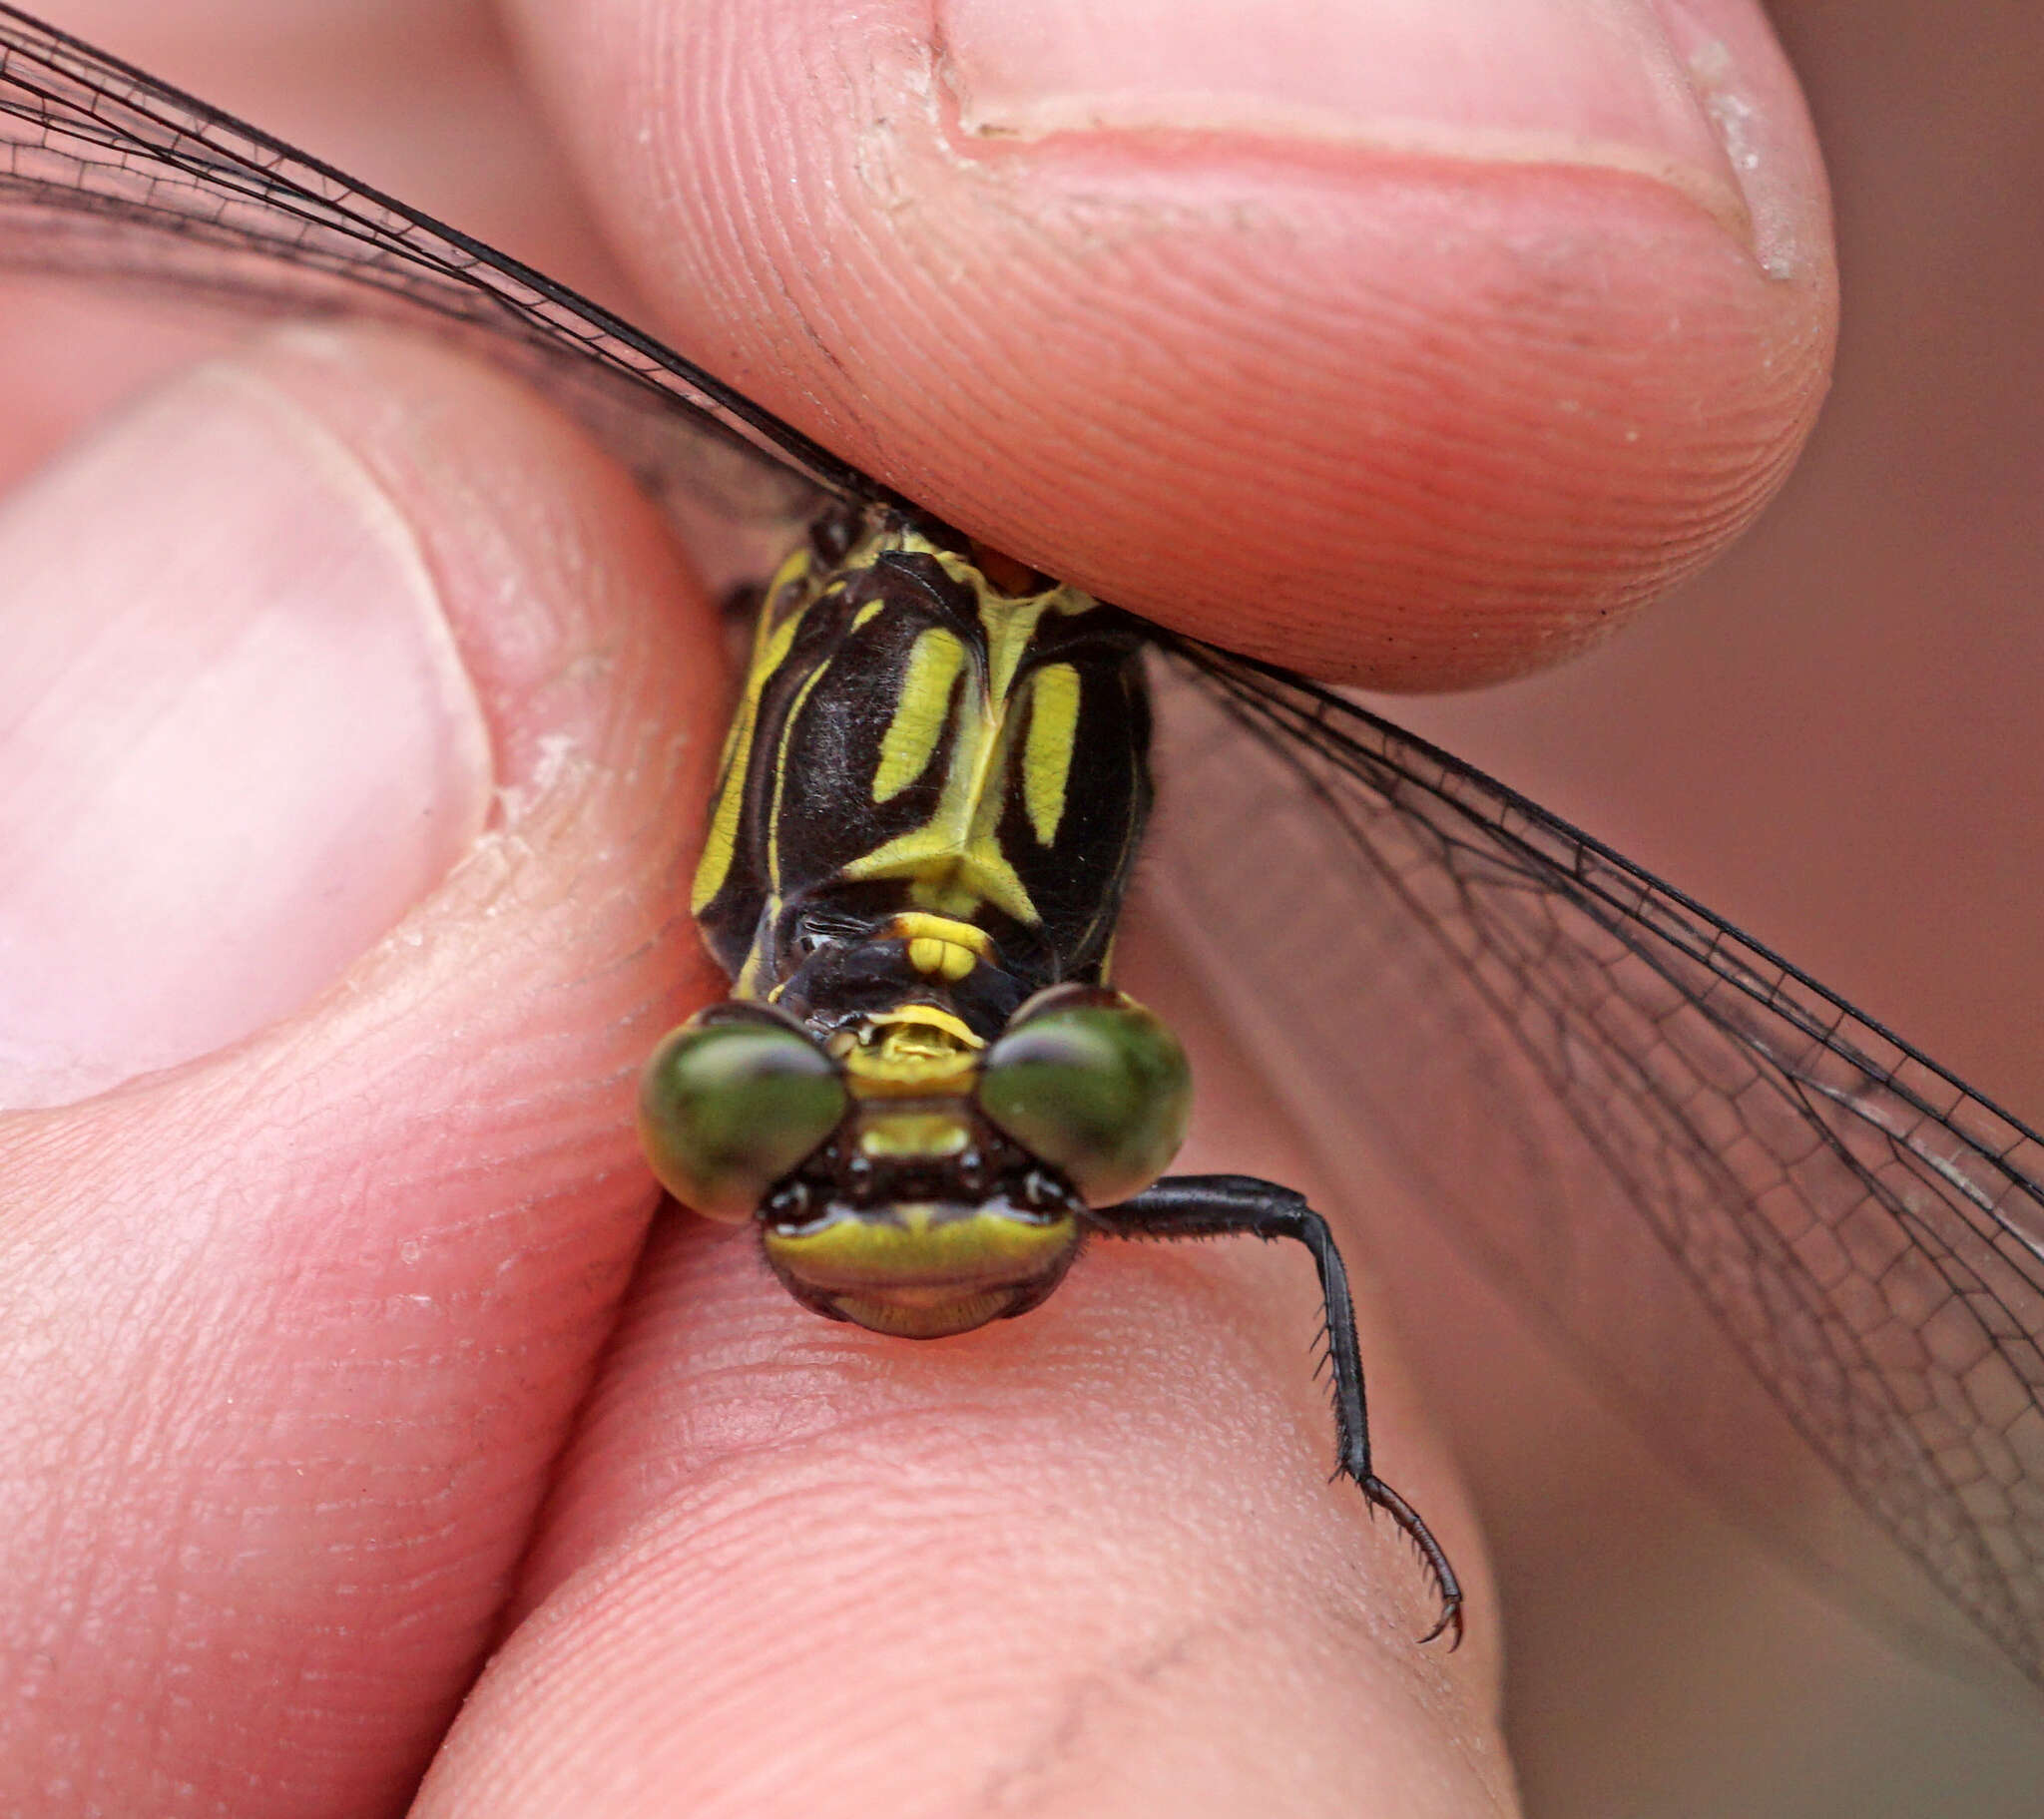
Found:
[977,988,1191,1206]
[639,1007,848,1221]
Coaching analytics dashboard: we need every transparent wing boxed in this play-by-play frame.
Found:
[0,3,882,560]
[1147,641,2044,1687]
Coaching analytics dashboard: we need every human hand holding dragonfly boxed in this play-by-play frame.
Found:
[0,3,1881,1814]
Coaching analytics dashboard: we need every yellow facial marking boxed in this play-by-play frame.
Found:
[836,1008,984,1096]
[864,1005,982,1047]
[762,1199,1081,1339]
[856,1112,973,1158]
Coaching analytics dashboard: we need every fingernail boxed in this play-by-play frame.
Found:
[940,0,1757,241]
[0,364,492,1108]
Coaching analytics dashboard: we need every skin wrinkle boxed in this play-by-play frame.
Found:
[964,1598,1480,1814]
[519,1233,1347,1592]
[933,15,1751,253]
[601,1452,1266,1682]
[711,30,862,408]
[973,1622,1215,1810]
[911,30,1790,572]
[707,60,1806,662]
[813,33,992,441]
[543,1474,990,1729]
[605,1307,1389,1553]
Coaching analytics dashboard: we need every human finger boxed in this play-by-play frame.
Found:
[411,922,1511,1817]
[506,0,1834,687]
[0,327,726,1815]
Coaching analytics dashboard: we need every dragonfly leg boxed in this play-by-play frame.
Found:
[1094,1173,1464,1648]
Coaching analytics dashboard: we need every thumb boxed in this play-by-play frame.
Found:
[509,0,1834,687]
[0,328,725,1815]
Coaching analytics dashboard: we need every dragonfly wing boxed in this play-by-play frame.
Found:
[0,6,881,584]
[1147,640,2044,1689]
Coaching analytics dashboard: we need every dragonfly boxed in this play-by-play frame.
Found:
[1,3,2040,1691]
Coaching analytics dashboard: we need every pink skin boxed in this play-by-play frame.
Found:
[0,1,1922,1814]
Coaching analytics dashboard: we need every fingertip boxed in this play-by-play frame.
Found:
[414,1202,1508,1814]
[0,325,731,1809]
[0,349,494,1107]
[512,0,1833,686]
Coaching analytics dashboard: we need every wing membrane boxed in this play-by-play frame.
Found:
[1148,642,2044,1684]
[0,3,876,544]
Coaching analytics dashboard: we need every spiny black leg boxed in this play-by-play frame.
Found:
[1094,1174,1463,1649]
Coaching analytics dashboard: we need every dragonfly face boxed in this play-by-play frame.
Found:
[639,505,1194,1341]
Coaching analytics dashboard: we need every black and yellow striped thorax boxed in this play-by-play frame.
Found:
[691,506,1153,1051]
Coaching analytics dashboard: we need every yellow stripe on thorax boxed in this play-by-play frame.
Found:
[872,627,966,803]
[704,520,1109,992]
[692,547,815,915]
[1022,662,1081,845]
[842,576,1096,926]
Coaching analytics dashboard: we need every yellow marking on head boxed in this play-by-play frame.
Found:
[872,627,965,803]
[1021,661,1081,846]
[907,937,977,981]
[863,1005,983,1049]
[762,1198,1081,1338]
[889,912,992,956]
[856,1112,972,1158]
[838,1008,984,1095]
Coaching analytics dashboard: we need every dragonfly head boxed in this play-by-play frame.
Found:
[639,988,1191,1339]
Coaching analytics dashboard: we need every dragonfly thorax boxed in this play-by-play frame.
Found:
[690,506,1155,1027]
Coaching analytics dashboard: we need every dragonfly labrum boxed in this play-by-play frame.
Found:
[1,2,2040,1687]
